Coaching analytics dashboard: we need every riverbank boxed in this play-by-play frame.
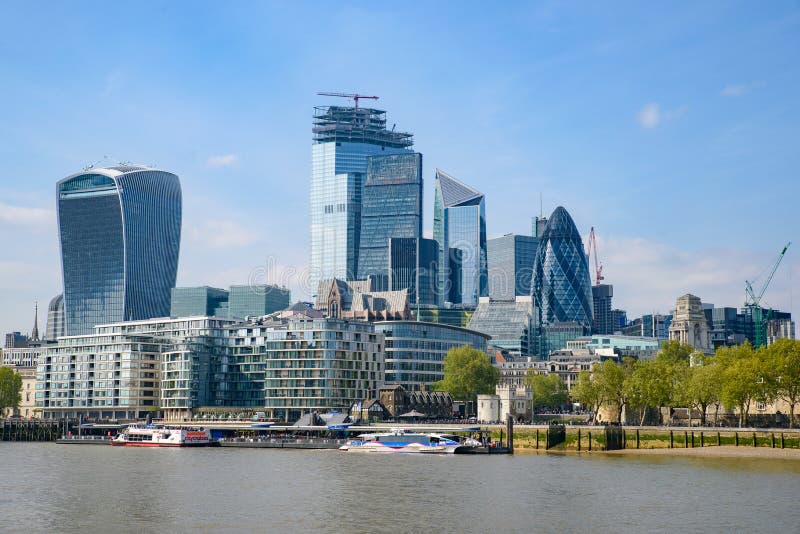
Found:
[602,446,800,459]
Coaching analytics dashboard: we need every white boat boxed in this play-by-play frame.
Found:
[110,424,212,447]
[339,428,481,454]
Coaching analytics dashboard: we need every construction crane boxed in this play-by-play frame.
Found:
[316,92,379,109]
[745,242,791,348]
[587,227,604,285]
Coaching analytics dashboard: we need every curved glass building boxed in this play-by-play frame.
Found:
[57,165,181,335]
[532,206,593,328]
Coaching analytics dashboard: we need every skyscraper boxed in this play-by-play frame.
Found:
[487,234,538,301]
[532,206,593,355]
[433,169,487,306]
[228,284,291,318]
[388,237,438,305]
[310,105,413,291]
[57,165,181,335]
[357,153,423,288]
[44,293,64,341]
[591,284,614,334]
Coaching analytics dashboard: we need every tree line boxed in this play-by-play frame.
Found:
[0,366,23,417]
[570,339,800,427]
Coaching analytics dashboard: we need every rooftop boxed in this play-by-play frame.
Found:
[312,105,413,148]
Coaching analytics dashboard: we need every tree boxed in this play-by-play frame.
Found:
[682,358,722,426]
[593,358,635,423]
[524,371,568,412]
[658,340,694,364]
[626,358,674,426]
[767,338,800,428]
[435,346,498,410]
[0,367,23,417]
[718,343,771,427]
[572,369,603,423]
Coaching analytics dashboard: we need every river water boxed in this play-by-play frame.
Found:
[1,443,798,533]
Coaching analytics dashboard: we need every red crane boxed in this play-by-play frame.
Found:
[317,92,379,109]
[587,227,604,286]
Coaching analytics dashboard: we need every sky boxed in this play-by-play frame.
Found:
[1,1,798,337]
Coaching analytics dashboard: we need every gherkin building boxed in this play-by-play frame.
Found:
[532,206,593,328]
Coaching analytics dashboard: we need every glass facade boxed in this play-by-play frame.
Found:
[468,297,534,357]
[388,237,438,306]
[591,284,614,335]
[44,293,65,341]
[532,206,593,328]
[433,169,487,306]
[171,286,229,318]
[57,166,181,336]
[374,321,489,391]
[357,153,423,288]
[487,234,538,300]
[310,106,413,292]
[228,285,290,319]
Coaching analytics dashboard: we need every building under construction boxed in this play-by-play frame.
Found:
[312,106,413,149]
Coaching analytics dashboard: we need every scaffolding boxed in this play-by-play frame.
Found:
[312,106,413,148]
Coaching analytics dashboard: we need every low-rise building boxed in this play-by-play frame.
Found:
[477,384,532,423]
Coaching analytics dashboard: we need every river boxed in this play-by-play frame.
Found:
[1,443,798,533]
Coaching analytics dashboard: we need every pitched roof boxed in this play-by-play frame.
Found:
[436,169,483,207]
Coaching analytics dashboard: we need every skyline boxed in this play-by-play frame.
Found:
[1,2,799,336]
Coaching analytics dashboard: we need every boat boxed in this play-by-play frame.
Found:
[339,428,482,454]
[110,424,212,447]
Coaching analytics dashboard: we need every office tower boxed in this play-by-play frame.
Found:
[468,296,534,357]
[357,153,423,288]
[591,284,614,334]
[4,332,29,348]
[433,169,487,306]
[44,294,65,341]
[532,206,593,328]
[487,234,538,301]
[310,105,413,291]
[228,284,290,318]
[171,287,230,317]
[388,237,438,306]
[57,165,181,335]
[610,309,627,333]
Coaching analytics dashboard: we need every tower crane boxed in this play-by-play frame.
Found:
[587,227,604,285]
[745,242,791,348]
[317,92,379,109]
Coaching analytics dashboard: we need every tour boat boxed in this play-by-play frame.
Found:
[339,429,481,454]
[110,424,212,447]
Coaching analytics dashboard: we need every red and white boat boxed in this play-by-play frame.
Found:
[110,424,212,447]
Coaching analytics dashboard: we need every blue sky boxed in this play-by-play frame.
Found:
[1,1,798,337]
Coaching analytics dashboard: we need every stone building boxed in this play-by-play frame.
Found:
[477,384,532,423]
[315,278,411,321]
[668,294,712,353]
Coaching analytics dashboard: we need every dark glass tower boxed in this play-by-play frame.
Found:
[57,166,181,335]
[433,169,487,306]
[532,206,593,328]
[357,153,423,288]
[487,234,538,301]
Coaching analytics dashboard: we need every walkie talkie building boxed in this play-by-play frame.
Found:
[57,165,181,335]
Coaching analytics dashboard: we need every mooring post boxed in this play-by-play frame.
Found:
[717,432,721,446]
[684,431,688,448]
[700,431,704,447]
[771,433,775,449]
[536,428,539,450]
[577,429,581,452]
[781,433,785,449]
[753,432,757,447]
[735,432,739,446]
[636,429,640,449]
[506,414,514,453]
[670,430,673,448]
[588,431,592,452]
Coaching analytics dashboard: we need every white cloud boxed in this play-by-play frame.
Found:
[721,81,765,97]
[595,235,796,320]
[636,103,687,129]
[637,103,661,128]
[206,154,239,167]
[188,219,258,249]
[0,203,55,230]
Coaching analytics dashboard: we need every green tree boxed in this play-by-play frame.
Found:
[572,369,603,423]
[626,358,675,426]
[658,340,694,364]
[718,343,771,427]
[767,338,800,428]
[524,371,568,412]
[593,358,635,423]
[435,346,498,410]
[0,367,23,417]
[682,358,722,426]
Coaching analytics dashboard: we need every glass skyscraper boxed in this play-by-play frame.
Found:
[357,153,423,288]
[57,165,181,336]
[228,284,291,318]
[171,286,230,318]
[487,234,538,301]
[310,106,413,291]
[532,206,593,349]
[433,169,487,306]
